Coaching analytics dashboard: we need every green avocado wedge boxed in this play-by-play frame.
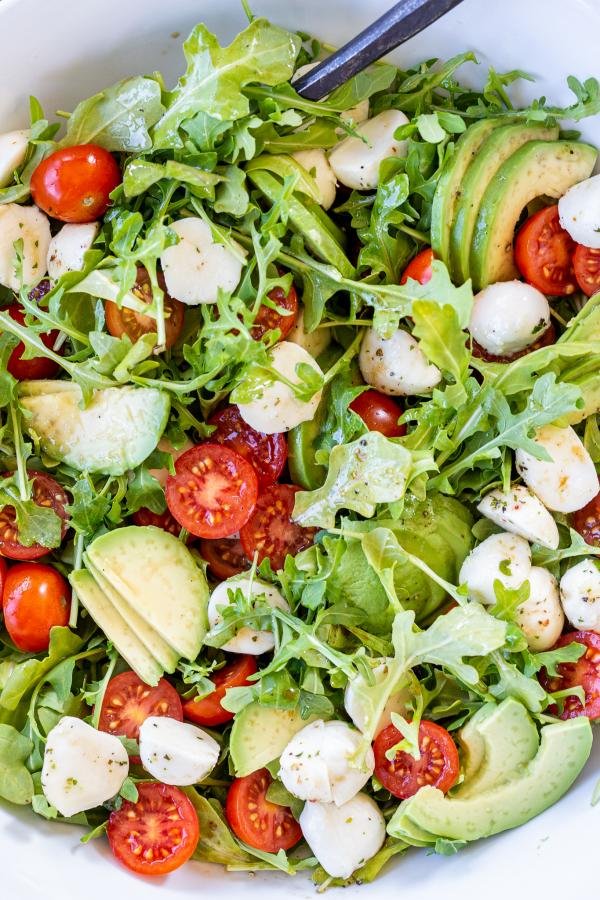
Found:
[230,704,317,776]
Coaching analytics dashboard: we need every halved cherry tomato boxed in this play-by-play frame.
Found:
[105,266,185,350]
[5,304,62,380]
[108,782,199,876]
[183,655,257,727]
[207,405,287,490]
[350,389,406,438]
[198,536,250,581]
[471,322,556,363]
[0,472,70,560]
[225,769,302,853]
[132,506,184,539]
[573,244,600,297]
[30,143,121,223]
[98,671,183,744]
[239,483,317,570]
[251,283,299,341]
[2,562,70,652]
[540,631,600,720]
[571,490,600,547]
[373,720,460,800]
[166,443,258,540]
[400,248,434,285]
[514,206,577,296]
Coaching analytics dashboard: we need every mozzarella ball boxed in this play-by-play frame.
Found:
[328,110,409,190]
[359,327,441,396]
[559,175,600,249]
[292,149,337,210]
[149,436,194,487]
[515,566,564,651]
[47,222,100,281]
[287,304,331,359]
[469,281,551,357]
[477,485,559,550]
[41,717,129,817]
[344,659,410,737]
[459,531,532,605]
[139,716,220,785]
[299,793,385,880]
[515,425,599,513]
[237,341,323,433]
[279,719,374,806]
[560,559,600,631]
[0,204,50,290]
[0,129,29,187]
[292,63,369,125]
[207,575,289,655]
[160,217,245,305]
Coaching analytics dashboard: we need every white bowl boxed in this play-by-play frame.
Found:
[1,0,599,896]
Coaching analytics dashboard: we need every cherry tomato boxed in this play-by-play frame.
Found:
[240,483,317,570]
[107,782,199,876]
[0,472,70,560]
[132,507,184,539]
[373,720,460,800]
[514,206,577,296]
[31,143,121,223]
[98,671,183,745]
[207,405,287,490]
[105,266,185,350]
[571,491,600,547]
[0,557,6,595]
[573,244,600,297]
[2,562,70,652]
[166,443,258,540]
[400,248,434,285]
[225,769,302,853]
[540,631,600,720]
[5,304,62,380]
[471,322,556,363]
[251,283,299,341]
[183,655,257,727]
[349,389,406,438]
[198,536,250,581]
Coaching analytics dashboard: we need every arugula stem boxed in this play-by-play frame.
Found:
[322,332,362,384]
[9,403,29,501]
[69,533,85,629]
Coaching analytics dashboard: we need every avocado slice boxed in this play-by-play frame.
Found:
[471,140,598,289]
[449,122,559,283]
[388,717,592,842]
[230,703,317,776]
[86,525,208,662]
[70,569,163,686]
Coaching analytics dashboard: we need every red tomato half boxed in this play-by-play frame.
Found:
[98,671,183,743]
[0,472,70,560]
[573,244,600,297]
[571,491,600,548]
[400,248,434,285]
[2,562,70,652]
[105,266,185,350]
[540,631,600,720]
[207,405,287,490]
[240,483,317,570]
[31,144,121,223]
[373,720,460,800]
[350,389,406,438]
[251,283,299,341]
[132,507,183,539]
[108,782,199,876]
[183,655,257,727]
[5,304,62,380]
[166,443,258,540]
[225,769,302,853]
[514,206,577,296]
[198,536,249,581]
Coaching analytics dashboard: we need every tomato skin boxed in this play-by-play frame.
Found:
[31,144,120,223]
[349,389,406,438]
[540,631,600,720]
[0,472,70,560]
[571,491,600,547]
[251,282,299,341]
[373,720,460,800]
[207,405,287,490]
[107,782,200,876]
[573,244,600,297]
[514,206,577,296]
[400,248,434,285]
[198,536,249,581]
[2,562,70,652]
[132,507,184,539]
[5,304,62,380]
[471,322,556,363]
[105,266,185,350]
[183,655,257,727]
[225,769,302,853]
[166,443,258,540]
[98,671,183,746]
[239,483,317,570]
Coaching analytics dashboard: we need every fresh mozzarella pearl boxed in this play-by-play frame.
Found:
[139,716,220,785]
[515,425,599,513]
[477,485,559,550]
[328,110,410,190]
[344,659,410,736]
[291,149,337,210]
[359,327,441,397]
[292,63,369,125]
[515,566,564,652]
[279,719,374,806]
[160,217,245,305]
[148,436,194,487]
[0,203,50,290]
[207,575,289,655]
[287,304,331,359]
[47,222,100,281]
[459,531,532,605]
[299,793,385,880]
[237,341,323,433]
[469,281,551,357]
[559,175,600,249]
[41,716,129,817]
[560,559,600,631]
[0,129,29,187]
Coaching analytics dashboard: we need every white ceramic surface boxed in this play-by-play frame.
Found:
[1,0,599,895]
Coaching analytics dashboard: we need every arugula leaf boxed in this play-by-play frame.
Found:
[0,627,83,715]
[412,301,470,389]
[183,788,257,866]
[487,650,547,712]
[0,725,34,805]
[0,484,63,549]
[67,477,111,536]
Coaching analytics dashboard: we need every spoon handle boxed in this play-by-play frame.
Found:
[294,0,465,100]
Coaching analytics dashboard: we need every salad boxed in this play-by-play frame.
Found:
[0,7,599,888]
